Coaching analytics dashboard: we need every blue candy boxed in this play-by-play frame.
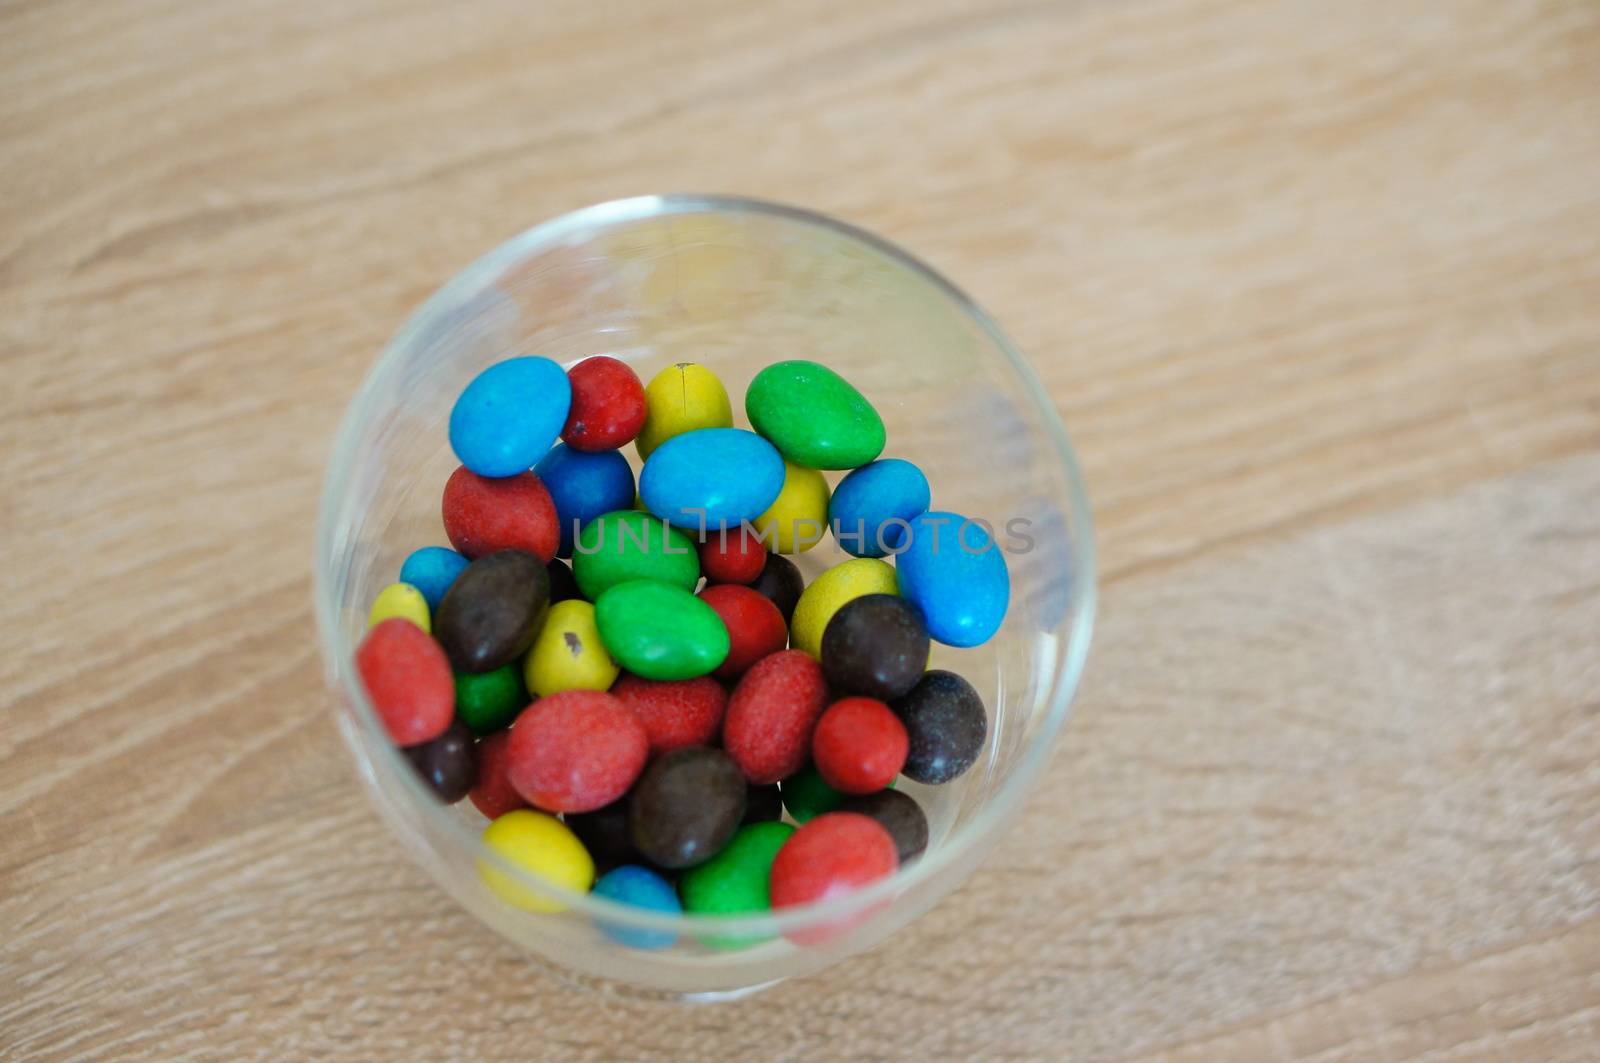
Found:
[591,865,680,950]
[640,428,785,532]
[895,511,1010,647]
[398,546,471,610]
[449,357,572,478]
[533,444,636,557]
[828,458,931,558]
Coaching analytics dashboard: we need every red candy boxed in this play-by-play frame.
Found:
[812,697,908,794]
[770,812,898,941]
[611,673,726,757]
[355,618,455,746]
[441,465,559,562]
[722,650,829,784]
[699,584,788,681]
[506,690,648,813]
[467,730,526,818]
[561,356,647,451]
[698,527,768,585]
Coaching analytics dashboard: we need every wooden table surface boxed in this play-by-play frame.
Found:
[5,0,1599,1059]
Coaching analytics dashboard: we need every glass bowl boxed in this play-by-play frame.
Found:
[313,195,1095,999]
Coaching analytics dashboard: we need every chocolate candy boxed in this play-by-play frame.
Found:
[611,673,727,757]
[698,584,787,681]
[891,669,987,784]
[563,797,639,872]
[505,690,647,813]
[723,650,829,784]
[742,783,783,824]
[404,719,476,803]
[356,617,455,745]
[441,466,560,562]
[778,763,845,824]
[746,551,805,624]
[453,664,525,735]
[811,697,908,794]
[562,355,647,452]
[820,593,930,701]
[399,545,471,610]
[789,557,897,658]
[433,549,550,673]
[838,789,928,864]
[628,747,746,869]
[468,730,526,818]
[546,557,581,604]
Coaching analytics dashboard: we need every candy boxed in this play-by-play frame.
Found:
[698,584,788,681]
[891,670,987,784]
[449,356,571,478]
[441,466,559,562]
[636,362,733,460]
[628,747,747,869]
[678,820,794,949]
[811,697,908,794]
[468,730,526,818]
[433,550,550,673]
[563,798,639,873]
[639,427,785,532]
[592,865,680,950]
[562,356,647,452]
[789,557,898,658]
[403,719,476,803]
[594,580,729,681]
[454,664,525,735]
[532,444,636,558]
[546,557,581,603]
[611,673,726,757]
[820,593,929,701]
[745,552,805,624]
[479,809,594,913]
[399,546,471,610]
[697,526,767,584]
[522,599,619,697]
[722,650,829,784]
[367,581,431,632]
[356,618,455,745]
[572,510,699,601]
[828,458,930,558]
[742,783,784,824]
[895,511,1009,647]
[506,690,648,813]
[751,460,830,554]
[769,812,898,927]
[838,789,928,864]
[778,763,845,823]
[745,360,885,470]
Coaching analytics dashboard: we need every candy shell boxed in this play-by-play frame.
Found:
[636,362,733,460]
[752,461,831,554]
[562,356,647,452]
[828,459,930,558]
[640,428,785,532]
[522,599,620,697]
[594,580,729,681]
[789,557,898,658]
[533,444,636,558]
[745,360,885,470]
[356,618,454,746]
[592,865,680,950]
[895,511,1009,647]
[367,582,431,633]
[478,809,594,913]
[399,546,471,610]
[450,357,571,478]
[572,510,699,600]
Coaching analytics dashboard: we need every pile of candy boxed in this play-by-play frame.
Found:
[354,354,1009,948]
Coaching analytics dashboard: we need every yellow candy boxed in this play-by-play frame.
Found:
[753,461,831,554]
[523,600,620,698]
[636,363,732,459]
[367,581,431,633]
[789,557,898,658]
[478,810,595,913]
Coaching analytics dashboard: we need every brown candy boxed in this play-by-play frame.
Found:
[434,549,550,673]
[628,747,746,869]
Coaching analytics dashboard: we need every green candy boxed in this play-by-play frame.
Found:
[680,821,795,950]
[745,360,886,470]
[454,664,526,735]
[594,580,729,680]
[779,763,844,823]
[572,510,700,601]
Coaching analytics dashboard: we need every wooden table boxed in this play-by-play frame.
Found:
[5,1,1598,1058]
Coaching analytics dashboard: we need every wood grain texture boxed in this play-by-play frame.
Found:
[3,0,1598,1059]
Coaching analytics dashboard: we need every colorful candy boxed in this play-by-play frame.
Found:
[479,809,594,913]
[778,763,846,824]
[594,580,729,681]
[533,444,635,558]
[697,584,788,681]
[522,599,619,697]
[403,719,476,803]
[722,650,829,784]
[441,466,560,562]
[788,557,897,658]
[592,865,680,950]
[769,812,898,926]
[449,356,571,478]
[744,551,805,624]
[811,697,908,794]
[572,510,699,600]
[697,526,767,585]
[562,356,647,452]
[636,362,733,459]
[828,458,930,558]
[838,789,929,864]
[628,747,747,869]
[820,593,929,701]
[891,670,987,784]
[611,673,726,757]
[433,549,550,673]
[640,427,785,532]
[505,690,648,813]
[367,581,431,632]
[562,797,639,873]
[356,618,454,745]
[468,730,525,818]
[751,460,830,554]
[895,511,1009,648]
[679,820,794,949]
[398,546,471,610]
[745,360,886,470]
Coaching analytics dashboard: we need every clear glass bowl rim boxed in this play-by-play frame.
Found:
[312,193,1098,938]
